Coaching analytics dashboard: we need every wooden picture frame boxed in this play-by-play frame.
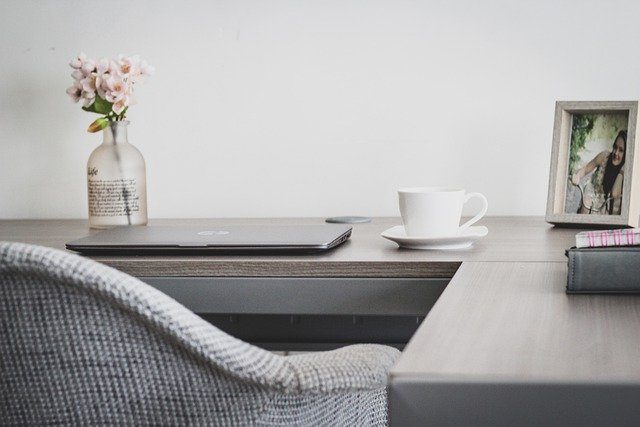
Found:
[546,101,640,227]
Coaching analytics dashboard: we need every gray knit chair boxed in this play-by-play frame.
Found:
[0,241,399,425]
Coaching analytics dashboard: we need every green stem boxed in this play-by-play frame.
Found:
[118,106,129,121]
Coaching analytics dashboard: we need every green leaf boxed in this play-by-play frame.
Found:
[82,96,112,115]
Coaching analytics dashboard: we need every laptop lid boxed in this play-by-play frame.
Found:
[65,224,353,254]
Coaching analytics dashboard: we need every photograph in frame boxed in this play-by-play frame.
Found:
[565,112,628,216]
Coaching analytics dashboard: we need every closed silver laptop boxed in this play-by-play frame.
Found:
[66,224,352,254]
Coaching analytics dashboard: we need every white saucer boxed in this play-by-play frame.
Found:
[380,225,488,250]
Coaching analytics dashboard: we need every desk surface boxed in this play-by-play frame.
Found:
[0,217,577,277]
[392,261,640,382]
[389,260,640,425]
[4,217,638,424]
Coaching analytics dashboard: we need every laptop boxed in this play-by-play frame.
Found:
[65,224,353,255]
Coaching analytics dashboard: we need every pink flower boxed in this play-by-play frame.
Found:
[82,94,96,108]
[81,59,96,75]
[112,98,127,114]
[115,54,139,77]
[94,58,110,87]
[81,74,97,93]
[96,84,107,100]
[67,53,153,118]
[103,75,127,103]
[66,81,82,102]
[69,52,86,69]
[139,60,155,77]
[96,58,110,75]
[82,85,96,106]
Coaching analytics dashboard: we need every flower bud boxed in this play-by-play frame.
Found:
[87,117,109,133]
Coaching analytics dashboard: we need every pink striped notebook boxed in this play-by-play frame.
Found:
[575,229,640,248]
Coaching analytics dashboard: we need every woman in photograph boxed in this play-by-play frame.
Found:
[571,130,626,214]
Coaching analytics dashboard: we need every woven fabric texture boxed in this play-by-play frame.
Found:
[0,241,399,425]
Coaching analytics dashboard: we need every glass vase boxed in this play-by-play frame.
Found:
[86,121,148,228]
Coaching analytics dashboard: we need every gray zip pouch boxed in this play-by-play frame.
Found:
[566,246,640,294]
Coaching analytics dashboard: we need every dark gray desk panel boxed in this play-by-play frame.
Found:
[390,378,640,426]
[140,277,447,315]
[201,313,424,349]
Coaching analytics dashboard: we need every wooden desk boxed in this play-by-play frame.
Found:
[4,217,638,424]
[0,216,575,277]
[390,262,640,425]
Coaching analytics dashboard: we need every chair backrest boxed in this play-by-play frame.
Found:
[0,241,295,425]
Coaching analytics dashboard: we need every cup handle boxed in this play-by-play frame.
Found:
[459,192,488,230]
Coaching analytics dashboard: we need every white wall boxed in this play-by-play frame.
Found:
[2,0,640,219]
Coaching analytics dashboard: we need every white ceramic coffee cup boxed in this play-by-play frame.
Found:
[398,187,488,237]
